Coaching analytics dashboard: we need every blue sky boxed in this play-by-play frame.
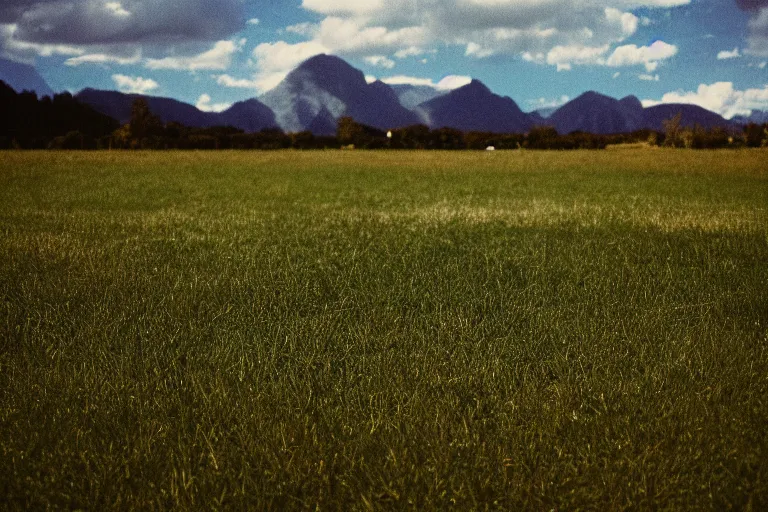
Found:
[2,0,767,117]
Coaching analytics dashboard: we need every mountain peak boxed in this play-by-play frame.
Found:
[619,95,643,111]
[261,53,418,133]
[462,79,491,94]
[295,53,358,77]
[551,91,641,135]
[574,90,614,103]
[417,78,531,132]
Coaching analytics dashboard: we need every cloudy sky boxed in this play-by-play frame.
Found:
[2,0,767,117]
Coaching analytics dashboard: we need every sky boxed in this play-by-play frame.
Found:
[1,0,768,118]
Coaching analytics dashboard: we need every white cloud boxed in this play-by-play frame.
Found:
[604,7,639,39]
[286,22,314,36]
[605,40,678,71]
[1,23,83,61]
[642,82,768,119]
[215,74,260,89]
[145,40,243,71]
[250,40,329,92]
[104,2,131,18]
[301,0,383,16]
[112,74,159,94]
[638,73,660,81]
[276,0,690,74]
[717,48,741,60]
[312,1,680,51]
[364,55,395,68]
[466,42,495,58]
[314,17,427,55]
[196,93,231,112]
[380,74,472,91]
[247,18,260,25]
[546,44,610,71]
[527,95,570,109]
[613,71,621,78]
[394,46,425,59]
[65,51,141,67]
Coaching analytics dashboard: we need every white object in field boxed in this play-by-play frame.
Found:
[387,131,392,139]
[486,146,496,151]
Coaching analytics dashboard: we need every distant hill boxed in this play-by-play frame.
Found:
[415,79,533,133]
[216,99,278,133]
[549,91,644,135]
[642,104,733,131]
[0,58,54,98]
[731,110,768,125]
[259,54,420,133]
[547,92,733,134]
[76,89,276,132]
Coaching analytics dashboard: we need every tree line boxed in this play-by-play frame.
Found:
[2,81,767,150]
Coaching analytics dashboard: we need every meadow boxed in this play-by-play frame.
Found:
[0,149,766,510]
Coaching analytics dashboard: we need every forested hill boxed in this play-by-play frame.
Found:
[1,80,118,148]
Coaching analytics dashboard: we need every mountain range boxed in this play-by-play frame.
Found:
[4,54,759,136]
[74,88,277,133]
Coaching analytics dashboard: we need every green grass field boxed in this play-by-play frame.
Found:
[1,150,767,510]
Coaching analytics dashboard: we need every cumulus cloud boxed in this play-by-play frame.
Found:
[65,50,141,67]
[215,74,261,89]
[196,93,231,112]
[642,81,768,118]
[717,48,741,59]
[250,40,329,92]
[605,40,678,71]
[300,0,683,52]
[0,0,246,46]
[527,95,571,109]
[394,46,427,59]
[249,0,688,75]
[364,55,395,68]
[546,44,610,71]
[638,73,660,81]
[1,23,83,62]
[145,39,243,71]
[379,74,473,90]
[536,40,677,71]
[112,73,158,94]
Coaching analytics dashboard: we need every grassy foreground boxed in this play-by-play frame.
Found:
[1,150,767,510]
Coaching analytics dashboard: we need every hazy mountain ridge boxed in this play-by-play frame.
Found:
[76,89,277,133]
[4,53,739,136]
[731,110,768,125]
[542,91,733,134]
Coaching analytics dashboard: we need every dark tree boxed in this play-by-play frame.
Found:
[129,98,163,142]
